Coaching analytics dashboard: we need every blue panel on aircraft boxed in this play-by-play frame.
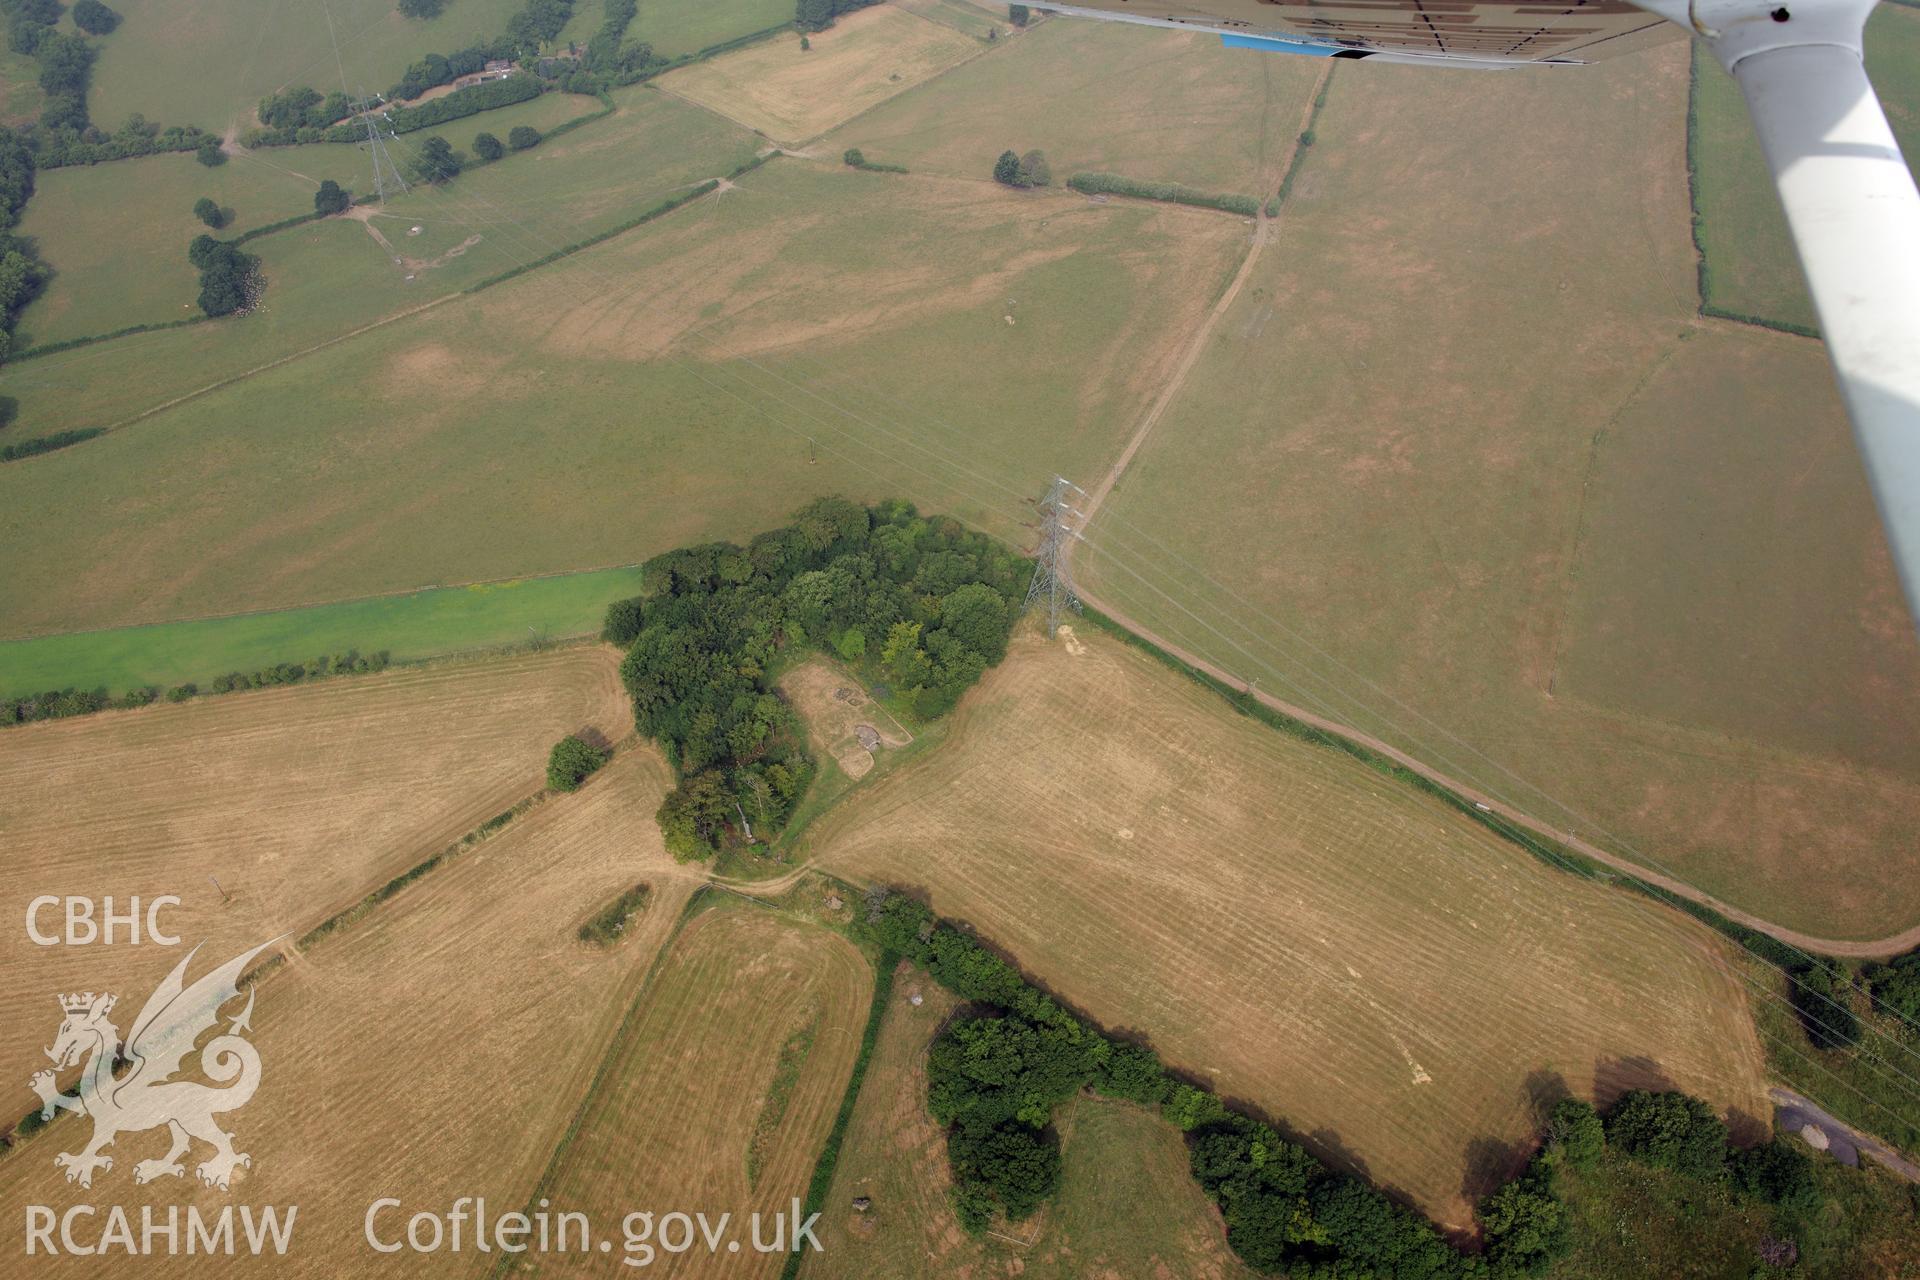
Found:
[1220,32,1341,57]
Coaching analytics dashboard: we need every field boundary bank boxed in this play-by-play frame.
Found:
[0,736,625,1156]
[1073,601,1920,959]
[1683,45,1822,341]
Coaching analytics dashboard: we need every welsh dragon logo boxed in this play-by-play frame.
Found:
[28,938,279,1191]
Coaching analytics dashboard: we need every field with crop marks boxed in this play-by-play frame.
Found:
[0,565,645,698]
[656,4,983,145]
[16,90,604,347]
[0,645,627,1120]
[828,18,1323,198]
[1691,5,1920,331]
[86,0,530,133]
[0,161,1242,639]
[804,965,1257,1280]
[0,743,693,1277]
[525,899,873,1278]
[807,628,1772,1232]
[1078,48,1920,939]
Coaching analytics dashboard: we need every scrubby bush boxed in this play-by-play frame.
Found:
[472,130,503,162]
[192,196,224,228]
[1009,4,1029,25]
[507,124,541,151]
[1732,1135,1820,1213]
[992,149,1019,186]
[398,0,444,17]
[1604,1089,1728,1180]
[1016,149,1049,187]
[547,735,608,791]
[1547,1097,1605,1169]
[1790,962,1862,1050]
[196,138,224,166]
[1865,947,1920,1023]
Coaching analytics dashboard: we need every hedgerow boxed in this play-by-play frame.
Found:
[1068,171,1259,217]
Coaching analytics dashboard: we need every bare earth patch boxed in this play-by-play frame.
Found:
[781,656,911,780]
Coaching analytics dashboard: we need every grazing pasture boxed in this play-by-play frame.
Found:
[0,565,645,698]
[828,18,1324,197]
[15,89,603,347]
[1078,47,1920,938]
[804,966,1256,1279]
[0,163,1242,641]
[1691,6,1920,331]
[87,0,529,132]
[632,0,795,58]
[808,629,1772,1231]
[0,83,759,448]
[0,645,627,1100]
[656,4,982,144]
[0,744,692,1277]
[526,902,874,1278]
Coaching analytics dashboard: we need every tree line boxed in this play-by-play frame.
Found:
[605,498,1029,862]
[2,649,392,727]
[857,888,1840,1277]
[796,0,882,32]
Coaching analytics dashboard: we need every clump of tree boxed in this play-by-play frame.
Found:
[387,72,539,133]
[398,0,445,17]
[796,0,881,32]
[547,734,609,791]
[1009,4,1029,25]
[1864,945,1920,1023]
[70,0,117,34]
[992,149,1048,189]
[313,179,350,215]
[507,124,542,151]
[192,196,226,229]
[388,36,521,100]
[1788,959,1862,1051]
[411,135,463,183]
[472,130,503,162]
[506,0,574,53]
[196,138,225,166]
[258,86,354,132]
[610,498,1027,862]
[187,234,262,317]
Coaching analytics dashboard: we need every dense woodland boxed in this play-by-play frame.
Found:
[606,498,1028,861]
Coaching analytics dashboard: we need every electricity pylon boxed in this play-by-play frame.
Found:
[1023,476,1085,636]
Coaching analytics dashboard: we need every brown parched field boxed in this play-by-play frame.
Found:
[806,627,1772,1231]
[525,900,874,1277]
[0,743,698,1276]
[0,646,628,1100]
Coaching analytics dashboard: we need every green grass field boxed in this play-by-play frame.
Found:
[14,90,600,347]
[0,43,42,126]
[86,0,530,133]
[0,161,1242,638]
[892,0,1006,40]
[632,0,792,58]
[0,564,642,699]
[827,18,1323,197]
[1692,6,1920,331]
[0,83,759,441]
[1077,47,1920,939]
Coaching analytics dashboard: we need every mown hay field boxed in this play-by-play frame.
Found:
[0,83,761,449]
[0,162,1243,640]
[804,965,1256,1280]
[16,90,603,347]
[0,645,627,1098]
[656,5,983,145]
[1691,6,1920,331]
[827,17,1324,198]
[87,0,529,132]
[1079,47,1920,938]
[807,629,1772,1232]
[525,901,874,1278]
[0,743,695,1277]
